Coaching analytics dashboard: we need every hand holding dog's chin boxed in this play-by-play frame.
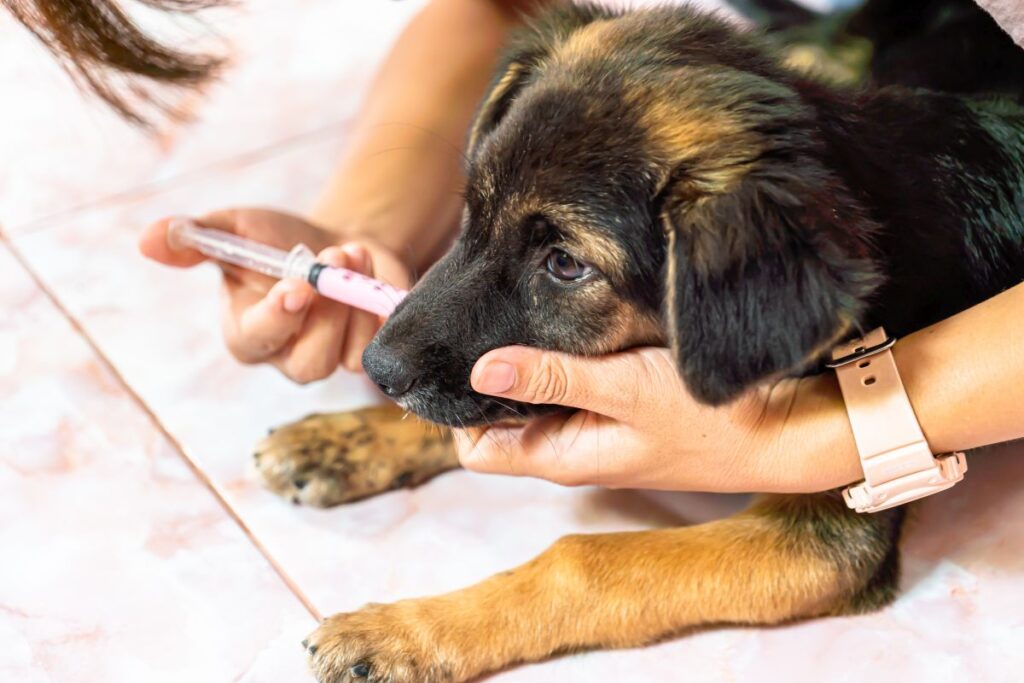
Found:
[454,346,863,495]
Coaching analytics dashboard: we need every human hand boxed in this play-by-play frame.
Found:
[139,208,413,382]
[454,346,864,494]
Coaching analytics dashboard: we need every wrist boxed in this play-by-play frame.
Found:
[763,373,864,493]
[892,281,1024,455]
[892,322,967,455]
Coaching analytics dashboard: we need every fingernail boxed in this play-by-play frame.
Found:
[283,289,310,313]
[475,361,516,394]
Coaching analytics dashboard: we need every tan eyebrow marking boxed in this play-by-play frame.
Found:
[541,206,629,282]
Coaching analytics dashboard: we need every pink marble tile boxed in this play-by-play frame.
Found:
[0,244,315,681]
[0,0,427,234]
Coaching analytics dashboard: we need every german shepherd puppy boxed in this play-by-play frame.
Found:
[255,3,1024,680]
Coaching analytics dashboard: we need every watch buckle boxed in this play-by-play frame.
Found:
[826,335,897,369]
[843,451,968,513]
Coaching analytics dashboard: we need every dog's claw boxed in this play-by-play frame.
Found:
[303,604,445,682]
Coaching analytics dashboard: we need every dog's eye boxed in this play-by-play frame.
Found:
[545,249,591,281]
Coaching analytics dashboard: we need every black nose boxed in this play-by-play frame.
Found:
[362,342,418,398]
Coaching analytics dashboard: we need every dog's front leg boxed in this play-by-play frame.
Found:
[303,493,903,682]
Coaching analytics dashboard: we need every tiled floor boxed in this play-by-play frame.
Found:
[3,2,1023,681]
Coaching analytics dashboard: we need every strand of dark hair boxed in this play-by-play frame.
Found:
[3,0,227,126]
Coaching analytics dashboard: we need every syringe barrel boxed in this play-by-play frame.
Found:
[168,217,310,281]
[312,266,406,317]
[166,217,408,316]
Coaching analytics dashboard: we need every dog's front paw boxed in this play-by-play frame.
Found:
[303,602,453,683]
[254,405,457,507]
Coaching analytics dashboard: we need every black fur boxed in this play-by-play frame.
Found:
[366,1,1024,417]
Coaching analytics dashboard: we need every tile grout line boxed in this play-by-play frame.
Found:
[2,236,323,623]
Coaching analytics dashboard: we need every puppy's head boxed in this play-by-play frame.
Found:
[364,3,882,426]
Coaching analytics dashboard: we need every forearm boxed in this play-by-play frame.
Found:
[310,0,538,271]
[784,280,1024,492]
[897,279,1024,454]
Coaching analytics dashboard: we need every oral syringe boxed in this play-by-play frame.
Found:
[167,217,407,317]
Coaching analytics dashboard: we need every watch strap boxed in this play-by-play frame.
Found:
[830,328,967,513]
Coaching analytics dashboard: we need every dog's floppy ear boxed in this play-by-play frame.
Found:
[661,159,882,405]
[467,2,612,156]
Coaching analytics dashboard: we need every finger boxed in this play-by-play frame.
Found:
[192,208,241,233]
[339,244,383,372]
[139,216,207,267]
[276,247,354,383]
[451,426,488,463]
[454,413,605,486]
[470,346,651,419]
[453,425,530,477]
[140,209,249,267]
[198,208,334,251]
[223,277,314,364]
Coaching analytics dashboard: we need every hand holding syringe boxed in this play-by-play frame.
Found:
[167,217,407,317]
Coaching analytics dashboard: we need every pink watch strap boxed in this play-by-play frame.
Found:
[830,327,967,513]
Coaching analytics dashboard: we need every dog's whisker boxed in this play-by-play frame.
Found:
[561,410,589,468]
[534,417,563,468]
[474,401,518,475]
[488,397,525,418]
[465,396,520,473]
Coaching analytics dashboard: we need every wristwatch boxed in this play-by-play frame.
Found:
[828,327,967,513]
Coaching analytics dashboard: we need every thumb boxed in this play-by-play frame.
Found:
[139,216,207,267]
[471,346,627,414]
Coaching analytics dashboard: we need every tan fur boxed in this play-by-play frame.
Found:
[467,62,528,155]
[805,314,857,366]
[557,19,622,64]
[783,37,873,85]
[543,204,630,281]
[255,405,457,507]
[600,302,664,351]
[663,219,681,359]
[547,12,763,198]
[304,494,856,682]
[637,81,761,194]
